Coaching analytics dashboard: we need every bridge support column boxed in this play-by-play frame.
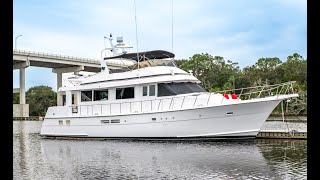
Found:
[13,61,30,118]
[56,72,63,106]
[19,68,26,104]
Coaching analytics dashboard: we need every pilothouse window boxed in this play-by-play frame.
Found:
[158,82,205,97]
[81,91,92,102]
[94,90,108,101]
[116,87,134,99]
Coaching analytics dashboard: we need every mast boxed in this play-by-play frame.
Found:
[133,0,140,70]
[171,0,174,53]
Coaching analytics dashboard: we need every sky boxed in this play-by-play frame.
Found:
[13,0,307,91]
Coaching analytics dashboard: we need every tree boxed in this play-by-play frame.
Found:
[278,53,307,90]
[13,93,19,104]
[176,52,306,114]
[177,53,240,91]
[243,57,282,85]
[26,86,57,116]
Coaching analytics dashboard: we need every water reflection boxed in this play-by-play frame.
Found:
[13,122,307,179]
[256,139,307,179]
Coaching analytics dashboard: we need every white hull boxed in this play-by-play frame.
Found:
[40,96,287,139]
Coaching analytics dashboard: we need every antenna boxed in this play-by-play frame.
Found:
[171,0,173,53]
[133,0,140,70]
[170,0,177,67]
[103,36,107,56]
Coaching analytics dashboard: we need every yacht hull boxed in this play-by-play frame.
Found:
[40,98,283,139]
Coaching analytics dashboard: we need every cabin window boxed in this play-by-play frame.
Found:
[94,89,108,101]
[63,95,66,105]
[143,86,148,96]
[81,91,92,102]
[149,85,155,96]
[72,94,75,105]
[158,82,206,97]
[116,87,134,99]
[63,94,75,105]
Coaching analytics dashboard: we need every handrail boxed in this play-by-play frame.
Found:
[215,81,296,94]
[70,81,296,116]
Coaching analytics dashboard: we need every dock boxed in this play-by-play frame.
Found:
[256,130,307,139]
[13,116,43,121]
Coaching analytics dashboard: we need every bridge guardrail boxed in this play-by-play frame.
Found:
[13,49,126,67]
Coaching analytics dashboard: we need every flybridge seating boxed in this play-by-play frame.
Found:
[67,81,296,116]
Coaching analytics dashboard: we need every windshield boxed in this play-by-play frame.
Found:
[158,82,206,97]
[130,59,175,69]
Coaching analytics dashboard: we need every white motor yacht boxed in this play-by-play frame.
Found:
[40,35,299,139]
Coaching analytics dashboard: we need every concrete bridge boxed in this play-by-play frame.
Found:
[13,49,125,117]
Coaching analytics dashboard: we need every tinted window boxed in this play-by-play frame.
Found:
[149,85,155,96]
[158,83,205,97]
[81,91,92,101]
[94,90,108,101]
[116,87,134,99]
[143,86,148,96]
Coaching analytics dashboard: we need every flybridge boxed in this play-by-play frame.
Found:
[100,34,177,73]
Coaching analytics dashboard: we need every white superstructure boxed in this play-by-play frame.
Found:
[40,35,298,139]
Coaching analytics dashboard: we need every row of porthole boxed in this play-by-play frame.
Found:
[152,117,175,121]
[58,120,71,125]
[101,119,121,124]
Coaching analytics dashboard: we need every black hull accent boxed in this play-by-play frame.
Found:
[40,134,256,141]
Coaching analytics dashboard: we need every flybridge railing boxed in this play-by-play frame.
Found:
[70,81,296,116]
[214,81,296,101]
[13,49,126,67]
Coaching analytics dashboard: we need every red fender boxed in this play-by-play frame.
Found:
[231,94,238,99]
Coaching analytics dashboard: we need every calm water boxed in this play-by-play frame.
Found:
[13,121,307,180]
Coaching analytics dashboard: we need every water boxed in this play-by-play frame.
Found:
[13,121,307,179]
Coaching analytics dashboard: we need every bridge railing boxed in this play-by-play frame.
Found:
[13,49,126,67]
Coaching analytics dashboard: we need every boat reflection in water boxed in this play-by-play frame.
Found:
[39,138,306,179]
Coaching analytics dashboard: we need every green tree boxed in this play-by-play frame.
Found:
[26,86,57,116]
[176,52,306,115]
[243,57,282,85]
[278,53,307,90]
[177,53,240,91]
[13,93,19,104]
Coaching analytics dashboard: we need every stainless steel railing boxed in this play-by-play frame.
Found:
[214,81,296,101]
[70,81,296,116]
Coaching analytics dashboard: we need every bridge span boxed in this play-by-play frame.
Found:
[13,49,125,117]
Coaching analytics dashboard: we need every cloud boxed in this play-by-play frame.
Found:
[13,0,306,89]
